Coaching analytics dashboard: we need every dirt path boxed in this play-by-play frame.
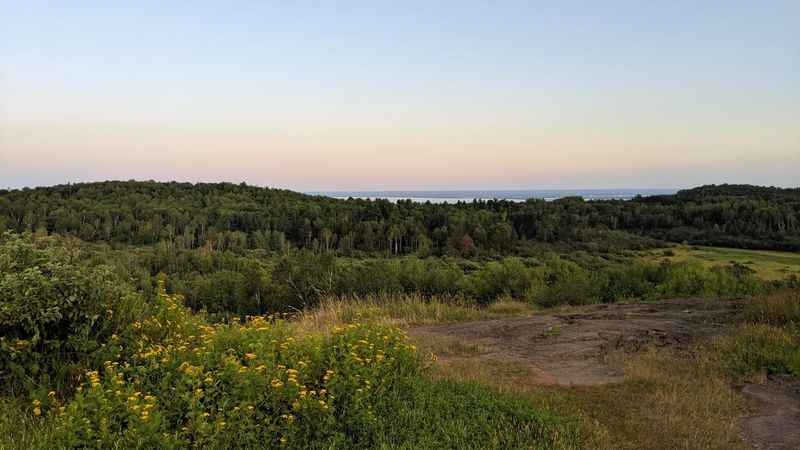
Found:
[412,298,741,385]
[740,378,800,450]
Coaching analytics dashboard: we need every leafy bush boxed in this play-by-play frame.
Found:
[653,261,713,298]
[0,233,144,395]
[466,258,540,305]
[705,263,762,298]
[538,272,598,307]
[270,252,338,310]
[649,260,765,299]
[596,264,660,303]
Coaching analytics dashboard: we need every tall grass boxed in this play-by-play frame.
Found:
[715,289,800,379]
[294,293,536,334]
[744,289,800,326]
[583,349,749,450]
[0,398,57,450]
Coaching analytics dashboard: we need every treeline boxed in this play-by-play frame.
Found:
[1,181,799,254]
[28,233,778,317]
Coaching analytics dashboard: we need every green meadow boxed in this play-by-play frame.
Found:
[645,245,800,281]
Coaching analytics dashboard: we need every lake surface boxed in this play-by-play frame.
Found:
[309,189,677,203]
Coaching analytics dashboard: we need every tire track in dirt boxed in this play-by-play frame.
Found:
[740,378,800,450]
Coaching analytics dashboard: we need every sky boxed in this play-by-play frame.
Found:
[1,1,798,191]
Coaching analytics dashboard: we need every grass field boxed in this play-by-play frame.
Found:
[644,245,800,280]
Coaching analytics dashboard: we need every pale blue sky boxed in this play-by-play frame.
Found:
[1,1,798,190]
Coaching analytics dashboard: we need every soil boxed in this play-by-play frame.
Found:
[411,297,800,449]
[411,297,741,385]
[740,377,800,450]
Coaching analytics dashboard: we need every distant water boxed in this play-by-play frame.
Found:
[309,189,677,203]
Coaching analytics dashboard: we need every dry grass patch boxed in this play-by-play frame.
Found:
[293,294,537,334]
[744,289,800,326]
[486,298,540,315]
[412,332,494,360]
[574,348,748,450]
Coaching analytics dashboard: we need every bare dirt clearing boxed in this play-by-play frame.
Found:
[411,298,742,385]
[411,297,800,450]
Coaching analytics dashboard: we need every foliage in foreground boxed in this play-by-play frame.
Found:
[0,233,145,396]
[26,288,586,449]
[51,286,421,448]
[0,234,589,449]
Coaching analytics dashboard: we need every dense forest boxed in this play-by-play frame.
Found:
[1,181,799,254]
[1,181,797,317]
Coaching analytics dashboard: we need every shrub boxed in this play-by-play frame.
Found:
[51,285,423,448]
[0,233,144,396]
[270,252,337,310]
[466,258,537,305]
[396,257,464,298]
[654,261,712,298]
[532,257,597,307]
[597,263,658,303]
[716,323,800,378]
[705,262,763,298]
[537,273,598,307]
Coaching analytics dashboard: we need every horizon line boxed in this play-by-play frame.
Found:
[6,178,800,193]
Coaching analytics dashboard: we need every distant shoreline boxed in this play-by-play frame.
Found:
[308,188,677,203]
